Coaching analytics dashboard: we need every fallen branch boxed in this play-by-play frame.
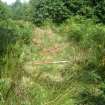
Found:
[32,60,70,65]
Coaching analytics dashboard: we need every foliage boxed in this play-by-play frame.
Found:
[0,19,33,56]
[94,0,105,23]
[60,17,105,105]
[0,1,10,20]
[0,19,33,80]
[10,0,31,21]
[30,0,105,24]
[1,0,105,104]
[30,0,70,24]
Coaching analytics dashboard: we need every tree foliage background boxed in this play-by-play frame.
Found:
[30,0,105,24]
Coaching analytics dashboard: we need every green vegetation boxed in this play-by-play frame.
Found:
[0,0,105,105]
[30,0,105,24]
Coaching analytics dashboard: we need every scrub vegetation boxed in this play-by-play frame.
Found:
[0,0,105,105]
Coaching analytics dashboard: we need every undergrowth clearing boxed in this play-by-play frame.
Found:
[1,18,105,105]
[13,24,91,105]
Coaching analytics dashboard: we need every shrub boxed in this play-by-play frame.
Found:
[76,90,105,105]
[0,1,11,21]
[0,19,33,78]
[0,20,33,56]
[30,0,70,24]
[61,16,105,48]
[30,0,105,24]
[30,0,49,24]
[60,17,105,105]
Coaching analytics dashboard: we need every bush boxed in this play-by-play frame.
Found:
[60,17,105,105]
[30,0,95,24]
[0,20,33,56]
[95,0,105,23]
[0,19,33,78]
[30,0,105,24]
[48,0,70,23]
[76,90,105,105]
[30,0,70,24]
[61,17,105,48]
[0,1,11,21]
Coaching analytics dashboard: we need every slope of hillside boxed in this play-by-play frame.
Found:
[10,25,90,105]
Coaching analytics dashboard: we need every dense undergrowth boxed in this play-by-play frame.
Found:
[0,19,33,104]
[0,16,105,105]
[1,0,105,104]
[60,17,105,105]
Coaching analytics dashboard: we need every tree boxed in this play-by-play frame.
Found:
[30,0,69,24]
[10,0,30,21]
[0,1,10,20]
[94,0,105,23]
